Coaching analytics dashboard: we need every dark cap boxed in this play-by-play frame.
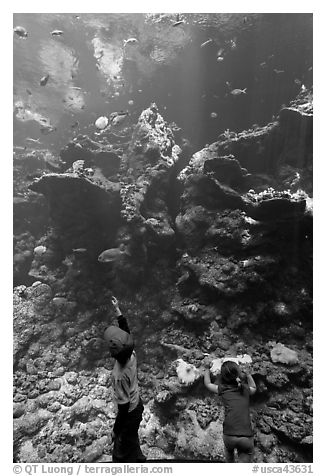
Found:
[103,326,134,356]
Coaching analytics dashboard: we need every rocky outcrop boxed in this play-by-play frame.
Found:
[29,170,121,259]
[13,92,313,463]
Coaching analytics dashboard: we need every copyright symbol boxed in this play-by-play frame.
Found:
[13,466,22,474]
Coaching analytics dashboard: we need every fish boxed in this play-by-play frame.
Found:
[216,56,224,62]
[301,84,307,91]
[210,112,218,118]
[273,69,284,74]
[217,48,224,56]
[308,66,313,71]
[172,20,185,27]
[26,89,32,95]
[40,125,56,134]
[260,62,267,68]
[40,74,50,86]
[52,297,67,306]
[14,26,28,37]
[26,138,41,143]
[230,37,237,49]
[200,39,213,48]
[123,38,138,46]
[128,99,134,105]
[71,86,82,90]
[110,111,129,126]
[72,248,87,253]
[230,88,247,95]
[226,81,232,88]
[51,29,63,36]
[111,115,128,126]
[294,78,301,85]
[98,245,130,263]
[243,16,248,24]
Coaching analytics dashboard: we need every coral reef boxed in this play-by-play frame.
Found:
[13,91,313,463]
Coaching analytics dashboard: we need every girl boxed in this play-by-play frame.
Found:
[204,360,256,463]
[104,296,146,462]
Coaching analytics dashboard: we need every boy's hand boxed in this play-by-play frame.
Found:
[111,296,119,307]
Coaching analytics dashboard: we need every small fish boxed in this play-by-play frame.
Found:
[98,245,130,263]
[71,86,82,90]
[172,20,185,27]
[243,16,248,24]
[217,48,224,56]
[51,29,63,36]
[294,78,301,85]
[72,248,87,253]
[128,99,134,105]
[301,84,307,91]
[260,61,267,68]
[40,74,50,86]
[26,89,32,95]
[123,38,138,46]
[200,39,213,48]
[216,56,224,62]
[230,88,247,95]
[308,66,313,71]
[40,125,56,134]
[52,297,67,306]
[111,115,128,127]
[110,111,129,124]
[26,138,41,143]
[230,37,237,49]
[273,69,284,74]
[14,26,28,38]
[210,112,218,118]
[226,81,232,88]
[268,54,275,60]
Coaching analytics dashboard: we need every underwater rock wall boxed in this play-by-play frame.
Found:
[13,92,313,463]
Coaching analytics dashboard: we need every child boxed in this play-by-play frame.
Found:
[104,296,146,462]
[204,360,256,463]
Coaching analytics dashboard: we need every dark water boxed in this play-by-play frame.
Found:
[13,13,312,153]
